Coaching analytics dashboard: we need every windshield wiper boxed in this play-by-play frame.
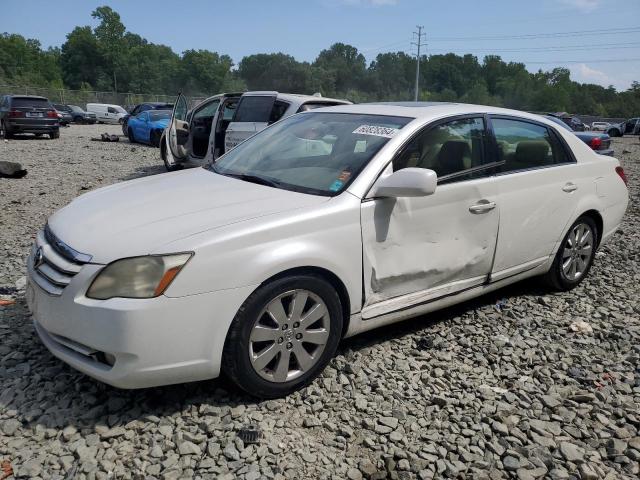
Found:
[234,173,280,188]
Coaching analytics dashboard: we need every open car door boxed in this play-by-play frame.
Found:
[167,93,189,161]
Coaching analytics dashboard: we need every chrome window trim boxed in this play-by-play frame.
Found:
[44,224,92,264]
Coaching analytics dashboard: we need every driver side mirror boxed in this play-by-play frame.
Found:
[371,168,437,198]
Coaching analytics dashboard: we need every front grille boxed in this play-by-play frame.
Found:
[30,226,92,296]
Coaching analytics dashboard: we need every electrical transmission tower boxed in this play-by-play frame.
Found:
[412,26,426,102]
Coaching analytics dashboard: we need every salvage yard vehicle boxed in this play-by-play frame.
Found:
[53,104,73,126]
[0,95,60,139]
[590,121,610,132]
[26,102,629,398]
[86,103,128,124]
[161,91,350,171]
[127,109,171,146]
[545,115,614,156]
[122,101,173,135]
[67,105,97,124]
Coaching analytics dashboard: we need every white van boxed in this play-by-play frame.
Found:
[86,103,128,124]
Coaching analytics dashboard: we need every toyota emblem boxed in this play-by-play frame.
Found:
[33,247,44,269]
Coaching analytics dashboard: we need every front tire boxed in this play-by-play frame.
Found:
[222,275,343,398]
[127,128,136,144]
[1,121,13,139]
[544,216,597,291]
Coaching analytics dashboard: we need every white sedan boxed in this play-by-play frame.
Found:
[26,103,629,398]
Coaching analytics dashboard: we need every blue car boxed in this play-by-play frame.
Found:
[126,110,171,147]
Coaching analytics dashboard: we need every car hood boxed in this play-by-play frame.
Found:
[48,168,330,263]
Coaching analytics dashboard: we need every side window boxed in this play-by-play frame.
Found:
[234,96,275,122]
[393,117,488,183]
[107,107,117,114]
[193,100,220,121]
[222,100,237,120]
[492,118,560,173]
[269,101,289,123]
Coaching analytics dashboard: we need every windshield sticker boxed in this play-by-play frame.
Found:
[353,125,399,138]
[329,180,344,192]
[337,170,351,182]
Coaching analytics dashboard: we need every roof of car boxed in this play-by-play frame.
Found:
[242,91,351,105]
[10,95,49,100]
[307,102,573,125]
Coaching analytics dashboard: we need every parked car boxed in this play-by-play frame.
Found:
[127,110,171,146]
[52,104,73,126]
[545,115,614,156]
[86,103,127,124]
[66,105,97,124]
[0,95,60,139]
[606,122,625,137]
[590,121,611,132]
[161,91,351,171]
[26,102,628,397]
[623,117,639,135]
[122,102,173,135]
[552,113,587,132]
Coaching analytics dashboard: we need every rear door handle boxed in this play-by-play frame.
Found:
[469,200,496,214]
[562,182,578,193]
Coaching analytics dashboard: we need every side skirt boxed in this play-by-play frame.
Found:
[343,259,552,339]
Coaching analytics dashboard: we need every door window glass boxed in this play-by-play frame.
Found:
[393,117,488,183]
[492,118,562,172]
[193,100,220,121]
[222,101,237,120]
[108,107,117,114]
[173,95,188,121]
[234,96,275,122]
[269,101,289,123]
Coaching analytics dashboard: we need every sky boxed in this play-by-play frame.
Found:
[1,0,639,90]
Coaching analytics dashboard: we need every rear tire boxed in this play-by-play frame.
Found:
[1,121,13,139]
[49,129,60,139]
[543,216,597,291]
[222,274,343,398]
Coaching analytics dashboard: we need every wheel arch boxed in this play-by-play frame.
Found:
[258,266,352,338]
[580,209,604,247]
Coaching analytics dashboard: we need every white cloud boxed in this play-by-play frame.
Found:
[571,63,612,85]
[559,0,602,12]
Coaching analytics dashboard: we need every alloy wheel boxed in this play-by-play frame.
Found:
[561,222,593,281]
[249,289,330,383]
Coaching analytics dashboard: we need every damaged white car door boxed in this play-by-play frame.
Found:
[361,116,500,319]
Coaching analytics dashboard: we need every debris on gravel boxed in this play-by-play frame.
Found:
[1,128,639,479]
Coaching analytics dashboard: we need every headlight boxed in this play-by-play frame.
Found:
[86,253,192,300]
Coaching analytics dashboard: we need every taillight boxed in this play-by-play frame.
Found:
[616,166,628,186]
[47,110,58,118]
[8,109,24,118]
[589,137,602,150]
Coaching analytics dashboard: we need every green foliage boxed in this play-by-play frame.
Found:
[0,6,638,118]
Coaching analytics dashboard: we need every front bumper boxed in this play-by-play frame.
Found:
[26,250,256,389]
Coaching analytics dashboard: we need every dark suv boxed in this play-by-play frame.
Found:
[122,102,173,135]
[0,95,60,139]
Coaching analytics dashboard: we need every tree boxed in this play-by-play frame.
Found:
[313,43,367,95]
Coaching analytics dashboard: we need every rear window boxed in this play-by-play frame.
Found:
[297,102,344,113]
[234,96,275,122]
[12,97,51,108]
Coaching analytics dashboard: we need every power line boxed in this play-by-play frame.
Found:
[411,26,426,102]
[428,43,640,54]
[524,58,640,64]
[429,26,640,42]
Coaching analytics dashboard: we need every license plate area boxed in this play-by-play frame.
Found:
[26,112,43,118]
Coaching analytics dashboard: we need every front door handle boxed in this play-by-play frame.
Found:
[469,200,496,214]
[562,182,578,193]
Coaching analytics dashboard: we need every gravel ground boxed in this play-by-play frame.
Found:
[0,126,638,480]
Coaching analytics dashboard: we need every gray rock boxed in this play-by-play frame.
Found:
[178,441,201,456]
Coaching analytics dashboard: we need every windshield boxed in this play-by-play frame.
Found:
[208,112,412,196]
[149,110,171,121]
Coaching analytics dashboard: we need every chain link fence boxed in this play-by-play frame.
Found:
[0,85,209,110]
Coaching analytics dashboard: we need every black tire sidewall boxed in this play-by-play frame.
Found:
[223,275,343,398]
[550,216,598,290]
[128,128,135,143]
